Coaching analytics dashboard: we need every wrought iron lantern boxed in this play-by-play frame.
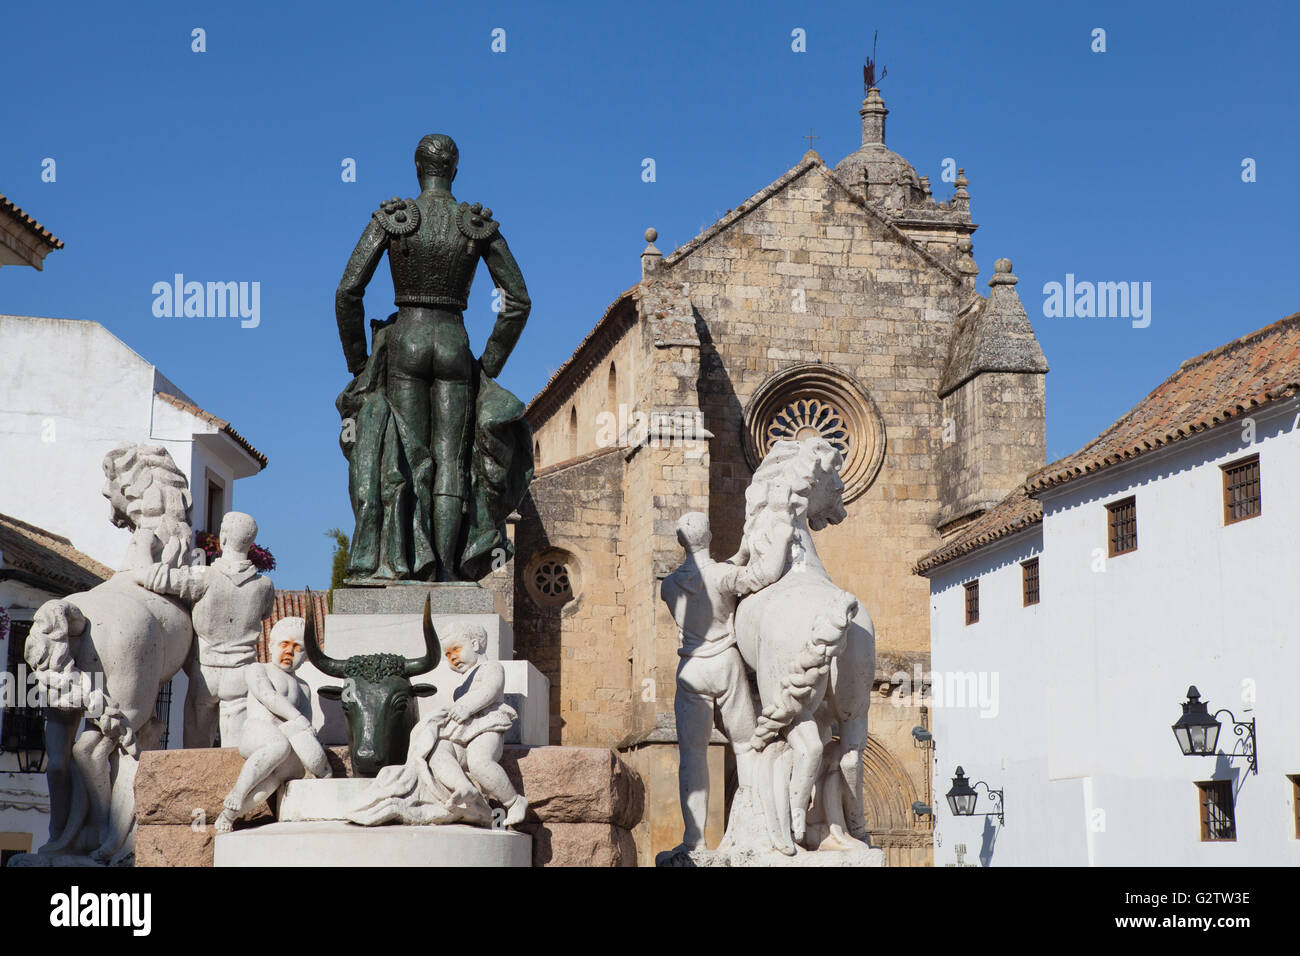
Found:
[1172,686,1257,775]
[944,766,1004,824]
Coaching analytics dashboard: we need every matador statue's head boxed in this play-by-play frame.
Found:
[414,134,459,187]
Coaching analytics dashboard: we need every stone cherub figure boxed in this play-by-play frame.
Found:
[131,511,274,746]
[346,622,527,828]
[659,498,794,858]
[215,617,331,833]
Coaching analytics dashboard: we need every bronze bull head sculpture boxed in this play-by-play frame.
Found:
[303,589,440,777]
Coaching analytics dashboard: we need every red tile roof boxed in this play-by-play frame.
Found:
[914,491,1041,574]
[156,392,268,470]
[0,191,64,250]
[1028,311,1300,494]
[916,311,1300,574]
[0,513,113,594]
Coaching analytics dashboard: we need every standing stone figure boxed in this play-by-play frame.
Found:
[335,134,534,583]
[132,511,275,747]
[22,443,197,864]
[659,507,792,856]
[216,618,332,833]
[658,439,882,867]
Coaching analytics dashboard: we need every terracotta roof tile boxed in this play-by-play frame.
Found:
[0,513,113,594]
[156,392,268,470]
[914,491,1042,575]
[0,191,64,250]
[1026,312,1300,494]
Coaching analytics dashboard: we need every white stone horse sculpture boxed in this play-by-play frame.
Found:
[730,438,876,856]
[24,443,195,863]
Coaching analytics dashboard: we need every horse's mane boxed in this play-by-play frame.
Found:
[102,442,193,560]
[736,438,843,566]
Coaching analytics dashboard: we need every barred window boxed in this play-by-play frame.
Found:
[1222,455,1261,525]
[1197,780,1236,842]
[1,621,47,766]
[1107,497,1137,557]
[964,580,979,625]
[1022,558,1040,607]
[155,680,174,750]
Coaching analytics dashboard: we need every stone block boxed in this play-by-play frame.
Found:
[135,748,274,826]
[521,822,637,867]
[321,611,513,661]
[500,746,644,827]
[331,583,504,616]
[134,825,214,868]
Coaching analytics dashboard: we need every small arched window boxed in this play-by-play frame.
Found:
[568,405,578,458]
[607,362,618,411]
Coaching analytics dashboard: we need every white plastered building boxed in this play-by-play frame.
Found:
[917,313,1300,866]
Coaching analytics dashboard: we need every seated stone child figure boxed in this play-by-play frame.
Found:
[346,622,528,828]
[215,618,331,833]
[429,623,528,827]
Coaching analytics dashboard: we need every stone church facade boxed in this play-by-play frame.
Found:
[510,86,1049,865]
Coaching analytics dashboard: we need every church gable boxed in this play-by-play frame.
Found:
[663,156,963,300]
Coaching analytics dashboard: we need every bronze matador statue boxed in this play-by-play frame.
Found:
[335,134,533,583]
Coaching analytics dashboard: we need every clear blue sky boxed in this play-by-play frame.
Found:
[3,0,1297,587]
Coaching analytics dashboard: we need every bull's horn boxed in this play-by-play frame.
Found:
[404,595,440,677]
[302,587,346,678]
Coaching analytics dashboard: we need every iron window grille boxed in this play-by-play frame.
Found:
[1221,454,1261,525]
[1022,558,1040,606]
[964,580,979,625]
[1197,780,1236,842]
[1107,497,1137,557]
[1,622,47,767]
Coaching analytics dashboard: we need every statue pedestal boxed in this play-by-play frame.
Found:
[214,821,532,867]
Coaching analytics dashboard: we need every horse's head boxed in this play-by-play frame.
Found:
[800,441,848,531]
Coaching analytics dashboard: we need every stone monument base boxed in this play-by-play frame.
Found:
[215,821,532,867]
[134,744,644,867]
[655,786,887,868]
[655,843,886,868]
[5,852,115,868]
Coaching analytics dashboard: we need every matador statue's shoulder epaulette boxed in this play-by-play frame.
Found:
[455,201,499,241]
[373,196,420,237]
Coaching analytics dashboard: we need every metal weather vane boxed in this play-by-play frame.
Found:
[863,31,887,91]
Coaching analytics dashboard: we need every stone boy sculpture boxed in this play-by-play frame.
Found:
[431,623,528,826]
[132,511,274,746]
[660,503,793,855]
[346,622,527,828]
[215,618,331,833]
[658,439,879,866]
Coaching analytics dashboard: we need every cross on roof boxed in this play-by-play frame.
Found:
[804,128,819,150]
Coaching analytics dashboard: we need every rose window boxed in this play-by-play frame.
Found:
[743,363,886,503]
[765,398,852,460]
